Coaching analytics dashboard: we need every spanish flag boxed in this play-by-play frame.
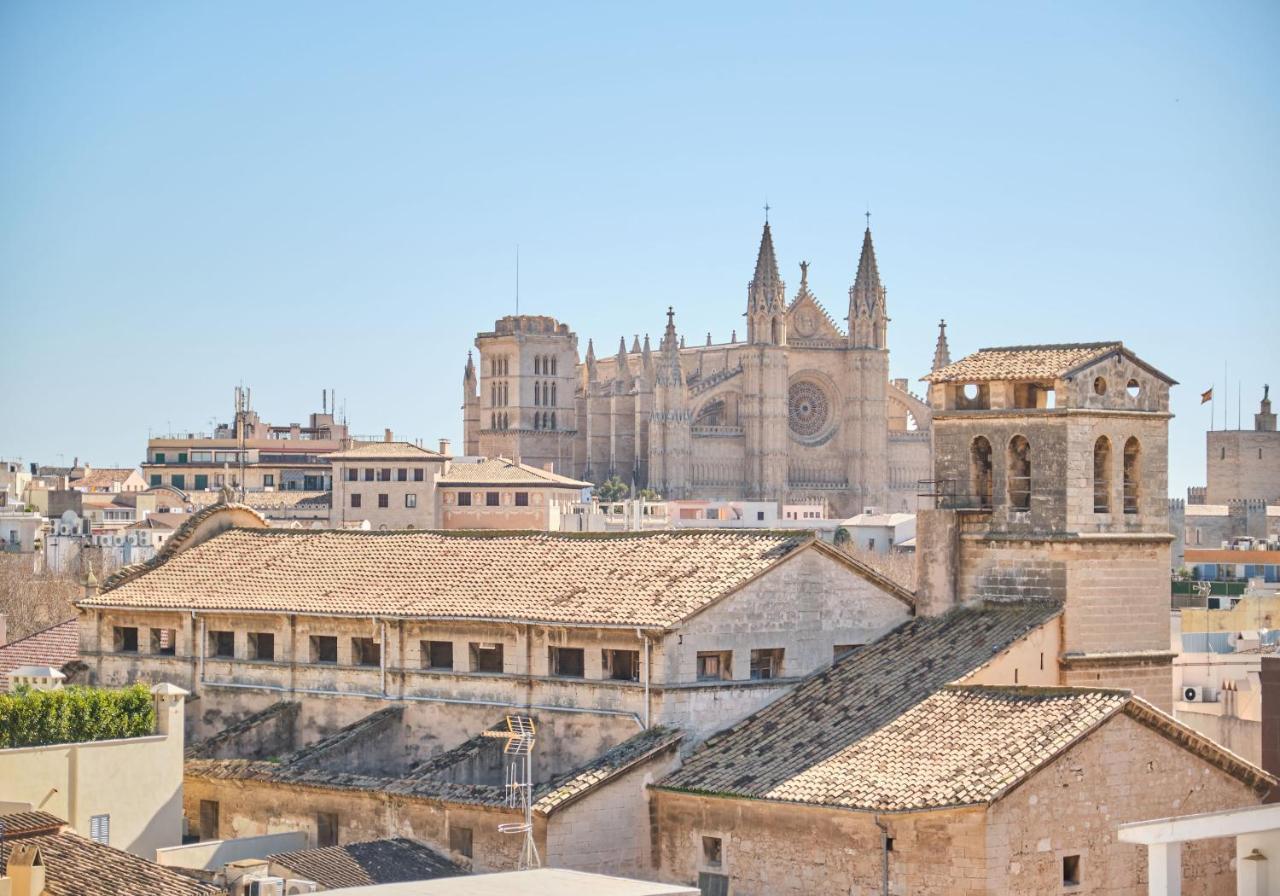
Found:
[1201,388,1214,404]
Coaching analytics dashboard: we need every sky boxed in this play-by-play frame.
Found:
[1,1,1277,497]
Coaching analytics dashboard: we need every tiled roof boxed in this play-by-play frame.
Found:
[269,838,466,888]
[328,441,446,460]
[660,602,1064,807]
[187,490,331,510]
[0,810,64,837]
[924,342,1122,383]
[534,726,683,813]
[440,457,591,488]
[71,468,141,490]
[0,618,79,691]
[87,529,813,627]
[0,817,220,896]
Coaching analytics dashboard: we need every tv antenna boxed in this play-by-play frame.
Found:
[484,715,540,870]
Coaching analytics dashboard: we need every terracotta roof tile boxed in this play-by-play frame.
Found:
[924,342,1121,384]
[440,457,591,488]
[86,529,811,627]
[269,838,466,888]
[0,619,80,690]
[328,441,446,460]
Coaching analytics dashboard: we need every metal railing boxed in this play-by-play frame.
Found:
[917,479,994,511]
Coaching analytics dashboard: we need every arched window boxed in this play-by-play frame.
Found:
[1123,437,1141,514]
[490,412,496,429]
[1093,436,1112,513]
[534,382,541,406]
[1008,436,1031,511]
[549,411,556,430]
[534,412,541,430]
[550,382,557,405]
[970,437,993,509]
[551,357,557,375]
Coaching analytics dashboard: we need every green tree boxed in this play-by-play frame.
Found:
[833,527,851,547]
[594,476,630,503]
[637,488,661,501]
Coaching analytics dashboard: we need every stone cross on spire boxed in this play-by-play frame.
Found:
[932,320,952,372]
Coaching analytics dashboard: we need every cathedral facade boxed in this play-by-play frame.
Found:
[462,222,936,516]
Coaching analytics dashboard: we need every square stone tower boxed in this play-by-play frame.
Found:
[917,342,1178,710]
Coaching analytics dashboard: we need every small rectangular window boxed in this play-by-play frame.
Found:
[603,648,640,681]
[550,646,585,678]
[449,825,473,859]
[698,872,729,896]
[351,493,362,508]
[154,452,166,463]
[311,635,338,664]
[486,491,500,506]
[198,800,219,841]
[89,813,110,845]
[378,493,389,508]
[697,651,731,681]
[421,640,453,670]
[248,632,275,661]
[317,811,339,848]
[756,511,765,521]
[353,637,381,667]
[210,630,234,659]
[1063,854,1081,887]
[397,468,408,481]
[414,468,425,482]
[749,647,784,680]
[702,835,722,867]
[471,642,504,673]
[263,474,274,487]
[515,491,530,507]
[149,474,161,486]
[151,628,176,656]
[364,468,375,481]
[114,626,139,653]
[345,468,358,482]
[380,468,392,481]
[458,492,472,506]
[405,493,417,508]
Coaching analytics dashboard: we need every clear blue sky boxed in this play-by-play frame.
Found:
[2,2,1277,497]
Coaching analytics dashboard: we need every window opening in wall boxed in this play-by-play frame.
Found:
[698,872,729,896]
[1092,436,1112,513]
[885,836,894,851]
[458,492,472,506]
[963,383,979,400]
[353,637,381,667]
[970,436,993,509]
[351,493,362,508]
[422,640,453,670]
[550,646,585,677]
[750,648,784,680]
[210,630,234,659]
[248,632,275,661]
[345,468,358,482]
[449,826,473,858]
[696,650,731,681]
[603,648,640,681]
[397,468,408,481]
[1127,378,1141,399]
[89,813,110,845]
[702,835,723,866]
[1093,377,1107,396]
[311,635,338,664]
[198,800,219,841]
[486,492,500,506]
[1062,854,1081,887]
[515,491,529,506]
[405,493,417,508]
[114,626,139,653]
[378,493,389,508]
[316,812,339,848]
[1008,435,1031,511]
[471,642,504,673]
[151,628,176,656]
[364,468,375,481]
[1123,437,1141,514]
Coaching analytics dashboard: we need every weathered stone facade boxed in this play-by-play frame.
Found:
[461,224,934,516]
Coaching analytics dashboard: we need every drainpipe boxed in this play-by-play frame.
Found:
[874,815,889,896]
[637,627,650,729]
[196,613,206,688]
[379,618,388,697]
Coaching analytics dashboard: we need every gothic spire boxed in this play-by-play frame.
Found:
[748,220,784,314]
[463,351,475,383]
[631,334,641,354]
[851,227,882,309]
[848,225,887,348]
[932,320,952,372]
[641,334,653,370]
[616,337,630,384]
[658,307,683,386]
[585,338,596,364]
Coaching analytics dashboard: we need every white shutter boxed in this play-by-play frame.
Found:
[89,813,110,845]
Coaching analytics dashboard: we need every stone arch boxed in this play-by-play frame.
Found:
[1093,436,1112,513]
[1123,436,1141,514]
[970,436,993,508]
[1007,435,1031,511]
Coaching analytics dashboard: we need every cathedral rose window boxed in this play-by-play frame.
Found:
[788,380,831,439]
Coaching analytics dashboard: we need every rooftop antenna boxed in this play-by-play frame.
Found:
[485,715,540,870]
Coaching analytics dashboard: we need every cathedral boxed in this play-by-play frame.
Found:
[462,220,939,516]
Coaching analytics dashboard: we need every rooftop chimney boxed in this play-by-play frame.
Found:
[6,842,47,896]
[438,438,452,456]
[384,429,393,442]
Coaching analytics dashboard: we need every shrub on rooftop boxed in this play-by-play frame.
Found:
[0,684,155,748]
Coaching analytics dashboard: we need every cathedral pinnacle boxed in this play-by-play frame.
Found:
[748,220,784,314]
[848,224,887,348]
[464,351,475,383]
[932,320,952,372]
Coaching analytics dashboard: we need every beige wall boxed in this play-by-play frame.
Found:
[0,691,185,860]
[1207,430,1280,504]
[329,458,443,529]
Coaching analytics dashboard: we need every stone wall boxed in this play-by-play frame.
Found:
[1207,430,1280,504]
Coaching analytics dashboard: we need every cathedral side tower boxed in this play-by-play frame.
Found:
[741,220,789,499]
[462,352,480,455]
[842,227,891,509]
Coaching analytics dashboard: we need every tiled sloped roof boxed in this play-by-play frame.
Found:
[0,810,64,837]
[440,457,591,488]
[923,343,1121,383]
[269,838,466,888]
[327,441,446,460]
[534,726,683,814]
[72,468,141,490]
[0,822,220,896]
[0,619,80,690]
[86,529,810,627]
[660,602,1064,807]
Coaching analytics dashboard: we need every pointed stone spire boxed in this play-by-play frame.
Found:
[748,221,785,314]
[706,332,712,346]
[932,320,952,372]
[661,306,678,352]
[848,226,887,348]
[641,334,653,370]
[585,338,597,382]
[616,337,630,385]
[631,335,641,354]
[658,308,683,386]
[851,227,882,310]
[463,351,476,383]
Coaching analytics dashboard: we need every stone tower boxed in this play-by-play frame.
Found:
[650,309,692,497]
[917,342,1178,710]
[462,352,480,455]
[742,222,789,500]
[842,228,891,510]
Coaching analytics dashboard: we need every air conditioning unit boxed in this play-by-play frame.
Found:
[1182,686,1218,703]
[284,882,318,895]
[245,878,285,896]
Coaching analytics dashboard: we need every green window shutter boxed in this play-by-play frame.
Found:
[194,474,208,490]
